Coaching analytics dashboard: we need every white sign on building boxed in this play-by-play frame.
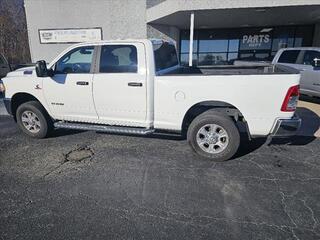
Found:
[39,28,102,44]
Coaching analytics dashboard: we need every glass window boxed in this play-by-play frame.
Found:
[271,51,278,58]
[55,46,94,74]
[198,53,227,66]
[99,45,137,73]
[180,30,198,53]
[238,53,254,60]
[153,42,178,71]
[294,25,314,47]
[199,40,228,53]
[180,53,197,66]
[181,40,198,53]
[278,50,300,64]
[229,40,239,52]
[179,25,314,67]
[272,26,295,51]
[227,53,238,63]
[198,30,229,53]
[303,51,320,65]
[239,28,272,51]
[255,53,271,61]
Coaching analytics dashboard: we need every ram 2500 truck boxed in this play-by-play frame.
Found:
[0,39,301,161]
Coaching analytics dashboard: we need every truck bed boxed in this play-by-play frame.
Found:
[158,64,299,76]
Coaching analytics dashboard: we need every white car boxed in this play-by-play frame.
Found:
[272,47,320,98]
[0,39,301,161]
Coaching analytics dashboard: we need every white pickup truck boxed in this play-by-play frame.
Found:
[0,39,301,161]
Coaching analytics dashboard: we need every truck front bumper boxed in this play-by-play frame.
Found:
[270,115,301,137]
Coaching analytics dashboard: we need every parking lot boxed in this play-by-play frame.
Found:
[0,99,320,239]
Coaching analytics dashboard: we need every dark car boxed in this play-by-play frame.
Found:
[0,53,11,79]
[0,54,11,98]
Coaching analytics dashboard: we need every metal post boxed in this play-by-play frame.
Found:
[189,12,194,67]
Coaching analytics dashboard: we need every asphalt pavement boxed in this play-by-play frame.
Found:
[0,96,6,116]
[0,114,320,239]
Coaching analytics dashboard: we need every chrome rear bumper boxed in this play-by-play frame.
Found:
[270,115,301,137]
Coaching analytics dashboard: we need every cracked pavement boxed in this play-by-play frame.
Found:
[0,115,320,239]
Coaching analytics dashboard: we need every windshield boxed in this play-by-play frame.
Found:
[152,42,179,71]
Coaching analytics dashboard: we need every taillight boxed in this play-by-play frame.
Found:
[281,85,299,112]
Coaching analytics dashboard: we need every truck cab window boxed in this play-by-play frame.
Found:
[55,46,94,74]
[153,42,178,71]
[278,50,300,64]
[303,51,320,65]
[99,45,137,73]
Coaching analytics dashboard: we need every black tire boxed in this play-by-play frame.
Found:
[187,110,240,161]
[16,101,52,138]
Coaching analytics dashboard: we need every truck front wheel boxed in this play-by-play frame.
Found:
[16,101,52,139]
[187,110,240,161]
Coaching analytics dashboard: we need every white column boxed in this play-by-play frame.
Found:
[189,12,194,67]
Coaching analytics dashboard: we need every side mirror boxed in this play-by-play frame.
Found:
[35,60,53,77]
[312,58,320,68]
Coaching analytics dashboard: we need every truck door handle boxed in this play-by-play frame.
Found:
[128,82,143,87]
[76,81,89,86]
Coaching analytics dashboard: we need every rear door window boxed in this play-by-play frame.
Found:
[302,50,320,65]
[278,50,300,64]
[99,45,137,73]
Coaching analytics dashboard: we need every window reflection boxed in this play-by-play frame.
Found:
[181,40,198,53]
[199,40,228,53]
[180,25,314,66]
[229,40,239,52]
[198,53,228,66]
[272,26,295,51]
[227,53,238,63]
[239,28,272,51]
[180,53,197,66]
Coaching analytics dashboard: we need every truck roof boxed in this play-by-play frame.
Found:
[66,39,175,48]
[68,39,153,47]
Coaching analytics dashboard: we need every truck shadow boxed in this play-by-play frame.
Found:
[234,135,316,159]
[96,130,184,141]
[233,106,319,159]
[295,107,320,138]
[49,128,84,138]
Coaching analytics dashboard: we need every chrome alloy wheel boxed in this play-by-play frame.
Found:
[21,110,41,133]
[196,124,229,154]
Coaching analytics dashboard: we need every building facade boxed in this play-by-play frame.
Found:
[25,0,320,65]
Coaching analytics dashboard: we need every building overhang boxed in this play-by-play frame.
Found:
[147,3,320,29]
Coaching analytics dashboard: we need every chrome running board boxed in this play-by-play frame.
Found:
[54,121,155,135]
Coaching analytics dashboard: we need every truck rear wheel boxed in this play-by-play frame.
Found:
[16,101,52,139]
[187,110,240,161]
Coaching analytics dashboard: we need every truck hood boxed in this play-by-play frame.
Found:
[6,66,35,77]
